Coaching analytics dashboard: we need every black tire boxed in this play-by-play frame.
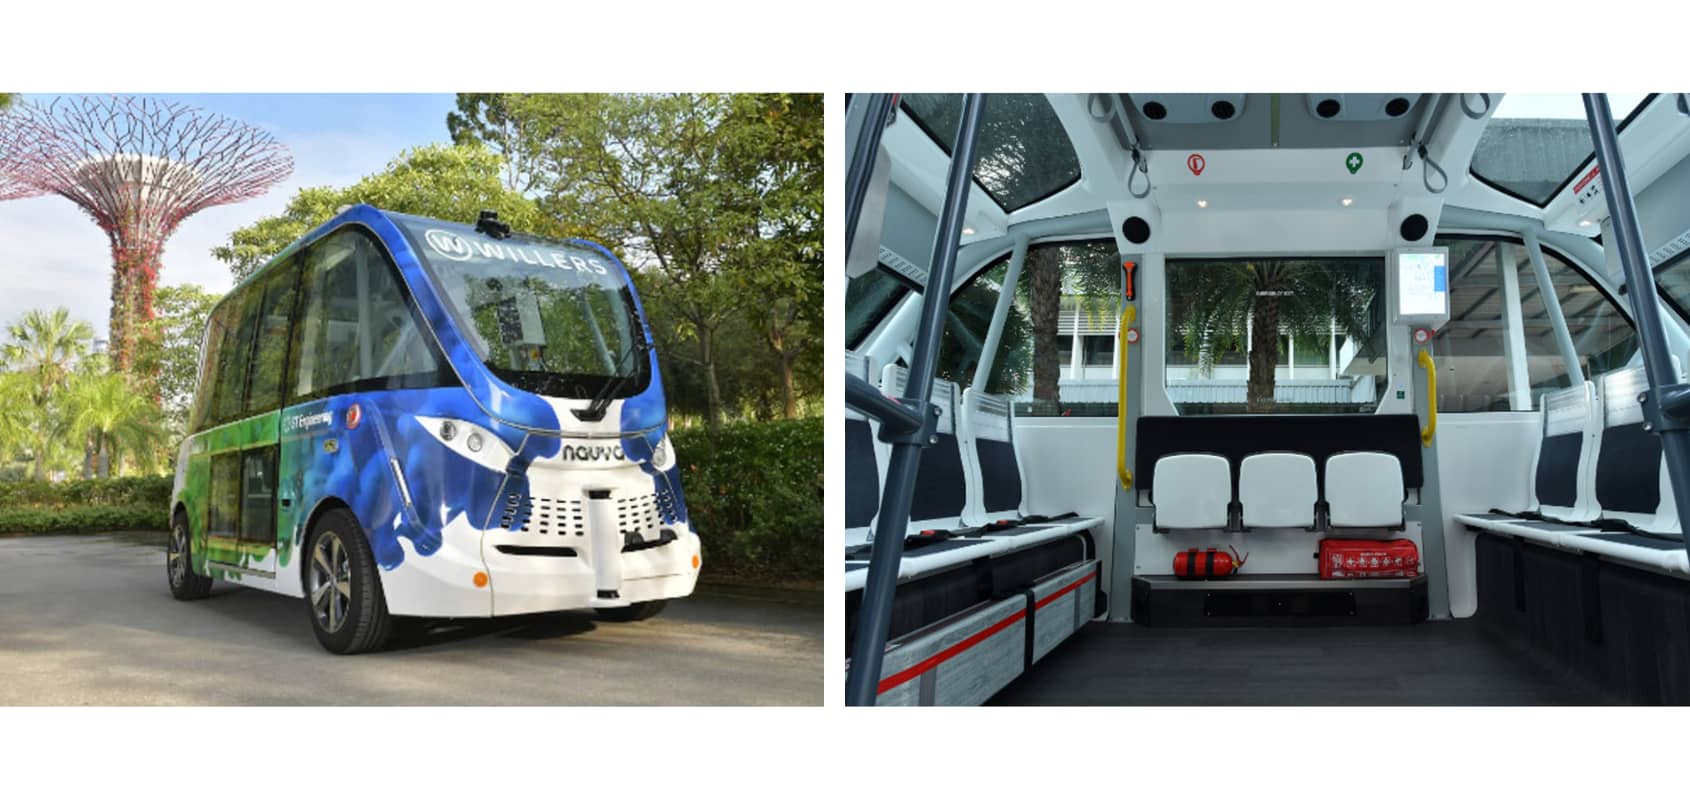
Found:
[594,600,667,622]
[303,508,392,654]
[167,511,213,600]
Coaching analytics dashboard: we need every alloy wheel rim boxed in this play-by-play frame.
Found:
[309,531,353,634]
[168,524,187,586]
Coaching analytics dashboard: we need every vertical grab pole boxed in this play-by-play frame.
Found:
[972,234,1029,390]
[1582,93,1690,558]
[846,94,987,707]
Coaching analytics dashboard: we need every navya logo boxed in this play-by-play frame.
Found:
[284,411,334,433]
[560,443,627,462]
[423,227,610,275]
[425,228,475,262]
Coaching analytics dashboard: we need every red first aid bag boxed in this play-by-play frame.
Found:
[1318,538,1420,579]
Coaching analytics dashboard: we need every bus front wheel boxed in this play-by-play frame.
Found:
[595,600,667,622]
[304,509,393,655]
[166,512,213,600]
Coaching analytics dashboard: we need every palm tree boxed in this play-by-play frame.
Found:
[2,308,96,478]
[1022,241,1120,411]
[4,307,94,403]
[1168,259,1380,412]
[64,369,166,478]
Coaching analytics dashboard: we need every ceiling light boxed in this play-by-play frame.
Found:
[1341,197,1354,207]
[962,227,975,235]
[1196,199,1208,208]
[1578,219,1593,227]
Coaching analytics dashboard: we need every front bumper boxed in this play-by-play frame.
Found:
[482,525,701,616]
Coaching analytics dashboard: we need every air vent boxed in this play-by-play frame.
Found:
[1649,228,1690,267]
[501,493,587,537]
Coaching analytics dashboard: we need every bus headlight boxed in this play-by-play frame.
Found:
[415,415,510,472]
[650,436,674,470]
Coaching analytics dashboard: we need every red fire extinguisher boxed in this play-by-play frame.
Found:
[1173,546,1247,579]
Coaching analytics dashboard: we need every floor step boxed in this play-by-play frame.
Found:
[1131,573,1429,627]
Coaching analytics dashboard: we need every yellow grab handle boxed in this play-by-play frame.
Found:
[1417,348,1437,447]
[1117,305,1137,489]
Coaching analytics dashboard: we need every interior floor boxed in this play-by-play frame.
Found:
[988,620,1608,705]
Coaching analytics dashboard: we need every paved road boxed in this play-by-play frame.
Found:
[0,533,822,705]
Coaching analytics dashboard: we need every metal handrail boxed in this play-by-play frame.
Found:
[845,93,988,706]
[1582,93,1690,558]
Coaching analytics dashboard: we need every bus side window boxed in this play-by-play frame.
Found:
[244,261,300,416]
[290,229,442,401]
[189,302,233,433]
[210,285,264,427]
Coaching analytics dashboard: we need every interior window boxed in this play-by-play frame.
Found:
[900,93,1083,212]
[1431,235,1637,412]
[1164,257,1385,415]
[291,230,441,400]
[845,266,910,349]
[1470,93,1653,205]
[932,239,1118,415]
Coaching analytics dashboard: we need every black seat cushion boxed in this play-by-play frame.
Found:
[1595,423,1661,515]
[846,419,880,528]
[976,438,1024,515]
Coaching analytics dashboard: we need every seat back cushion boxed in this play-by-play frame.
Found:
[970,392,1022,515]
[846,418,880,528]
[1597,366,1663,515]
[1534,383,1590,509]
[1239,452,1317,528]
[883,366,965,523]
[1153,453,1231,529]
[1326,451,1405,528]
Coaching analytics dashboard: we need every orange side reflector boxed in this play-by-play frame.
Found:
[473,571,488,588]
[691,554,701,570]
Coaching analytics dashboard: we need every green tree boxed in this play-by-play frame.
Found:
[133,283,222,438]
[455,93,821,434]
[728,94,823,419]
[64,365,168,477]
[0,94,13,111]
[446,94,551,194]
[213,144,570,282]
[1168,259,1380,411]
[2,308,94,478]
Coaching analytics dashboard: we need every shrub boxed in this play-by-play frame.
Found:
[0,476,173,534]
[0,503,167,535]
[672,418,822,583]
[0,476,173,510]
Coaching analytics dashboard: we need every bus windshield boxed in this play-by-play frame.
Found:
[395,215,650,400]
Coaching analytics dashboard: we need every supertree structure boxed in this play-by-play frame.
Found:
[0,109,46,201]
[1,96,291,371]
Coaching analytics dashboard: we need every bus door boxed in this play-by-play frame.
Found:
[205,260,301,576]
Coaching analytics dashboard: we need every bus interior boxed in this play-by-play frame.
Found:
[843,93,1690,705]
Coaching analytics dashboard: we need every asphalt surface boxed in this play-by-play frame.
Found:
[0,533,822,705]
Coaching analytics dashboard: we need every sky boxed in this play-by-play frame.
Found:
[0,93,457,341]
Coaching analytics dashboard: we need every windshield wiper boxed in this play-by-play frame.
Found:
[571,336,649,423]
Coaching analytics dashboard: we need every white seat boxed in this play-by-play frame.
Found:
[1153,454,1231,530]
[1325,452,1405,528]
[1239,452,1317,528]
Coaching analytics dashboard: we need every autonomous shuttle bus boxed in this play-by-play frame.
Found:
[167,205,699,653]
[844,93,1690,705]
